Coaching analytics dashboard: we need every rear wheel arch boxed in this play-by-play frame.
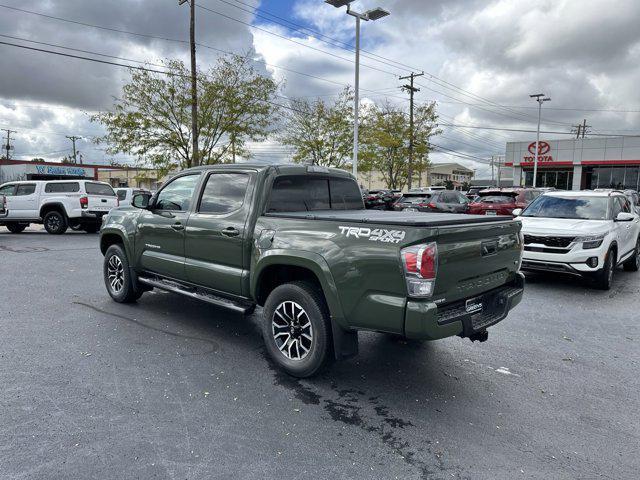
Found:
[253,254,357,362]
[39,202,67,220]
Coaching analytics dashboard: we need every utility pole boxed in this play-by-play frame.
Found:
[530,93,551,188]
[66,136,82,164]
[179,0,199,167]
[574,119,590,139]
[2,129,16,160]
[400,71,424,190]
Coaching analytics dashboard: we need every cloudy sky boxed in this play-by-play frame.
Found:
[0,0,639,178]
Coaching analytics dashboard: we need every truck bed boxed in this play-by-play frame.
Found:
[265,209,513,227]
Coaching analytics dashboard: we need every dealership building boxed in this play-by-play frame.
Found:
[506,136,640,190]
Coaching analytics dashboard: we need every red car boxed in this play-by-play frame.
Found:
[467,188,542,216]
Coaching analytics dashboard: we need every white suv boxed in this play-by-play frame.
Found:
[516,190,640,289]
[0,180,118,234]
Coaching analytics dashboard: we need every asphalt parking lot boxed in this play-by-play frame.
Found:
[1,226,638,480]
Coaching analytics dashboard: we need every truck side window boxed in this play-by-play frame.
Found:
[155,174,200,211]
[0,184,16,196]
[199,173,249,214]
[44,182,80,193]
[16,184,36,196]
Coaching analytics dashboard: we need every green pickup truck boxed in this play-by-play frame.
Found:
[99,164,524,377]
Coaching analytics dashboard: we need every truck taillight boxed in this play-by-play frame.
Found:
[427,202,436,209]
[80,196,88,209]
[401,242,438,297]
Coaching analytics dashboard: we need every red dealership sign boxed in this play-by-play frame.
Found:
[524,141,553,162]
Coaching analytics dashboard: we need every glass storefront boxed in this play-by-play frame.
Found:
[584,166,640,190]
[522,169,573,190]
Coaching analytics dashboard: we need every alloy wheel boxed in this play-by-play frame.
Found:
[107,254,125,294]
[272,301,313,361]
[47,215,60,231]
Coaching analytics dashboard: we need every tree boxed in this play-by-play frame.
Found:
[280,87,353,168]
[93,54,279,172]
[359,101,439,190]
[30,158,45,163]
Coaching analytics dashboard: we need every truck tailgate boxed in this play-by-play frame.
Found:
[87,195,118,212]
[432,220,522,304]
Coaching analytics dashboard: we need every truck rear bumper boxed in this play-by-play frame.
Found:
[403,273,524,340]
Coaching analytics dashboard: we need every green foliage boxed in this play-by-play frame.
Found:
[93,54,279,171]
[359,101,439,190]
[30,158,45,163]
[280,87,353,168]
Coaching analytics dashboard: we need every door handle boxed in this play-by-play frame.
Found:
[221,227,240,237]
[171,222,184,231]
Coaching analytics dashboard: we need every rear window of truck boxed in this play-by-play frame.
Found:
[85,182,116,196]
[267,175,364,212]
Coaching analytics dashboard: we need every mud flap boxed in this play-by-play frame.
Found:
[331,321,358,360]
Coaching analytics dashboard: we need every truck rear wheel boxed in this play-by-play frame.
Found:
[103,244,143,303]
[43,211,68,235]
[6,223,28,233]
[262,281,333,378]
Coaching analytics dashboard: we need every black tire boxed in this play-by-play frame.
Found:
[6,223,28,233]
[103,244,143,303]
[83,223,99,234]
[623,237,640,272]
[594,248,615,290]
[43,210,68,235]
[262,281,333,378]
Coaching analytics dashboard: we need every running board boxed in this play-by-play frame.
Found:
[138,276,254,314]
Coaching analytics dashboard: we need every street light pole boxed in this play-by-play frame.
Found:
[530,93,551,188]
[353,14,360,179]
[325,1,389,180]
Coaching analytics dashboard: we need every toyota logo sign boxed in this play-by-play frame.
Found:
[528,141,551,155]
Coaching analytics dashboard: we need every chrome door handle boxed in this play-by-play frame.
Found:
[171,223,184,231]
[221,227,239,237]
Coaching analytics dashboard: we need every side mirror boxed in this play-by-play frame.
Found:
[512,208,523,217]
[615,212,635,222]
[132,193,152,209]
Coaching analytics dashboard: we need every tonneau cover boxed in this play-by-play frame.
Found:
[264,209,513,227]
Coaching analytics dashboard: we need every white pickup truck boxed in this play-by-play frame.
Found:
[0,180,118,234]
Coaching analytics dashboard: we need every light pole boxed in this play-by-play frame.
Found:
[179,0,199,167]
[325,0,389,180]
[530,93,550,188]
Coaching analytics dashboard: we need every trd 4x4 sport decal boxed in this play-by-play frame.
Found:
[338,226,406,244]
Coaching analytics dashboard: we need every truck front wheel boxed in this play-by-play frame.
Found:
[103,244,143,303]
[262,281,333,378]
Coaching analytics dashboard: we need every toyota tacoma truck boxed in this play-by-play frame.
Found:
[99,164,524,377]
[0,180,118,234]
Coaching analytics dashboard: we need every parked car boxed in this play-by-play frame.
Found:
[408,186,446,193]
[467,188,541,216]
[516,190,640,289]
[393,192,434,211]
[116,187,152,207]
[363,189,400,210]
[465,185,491,200]
[396,190,470,213]
[100,163,524,377]
[0,180,118,234]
